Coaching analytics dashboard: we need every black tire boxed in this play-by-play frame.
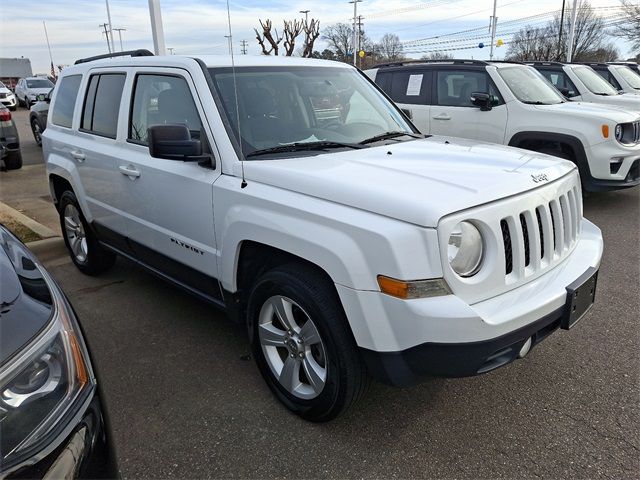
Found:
[4,150,22,170]
[9,106,16,112]
[247,263,369,422]
[31,117,42,146]
[59,191,116,275]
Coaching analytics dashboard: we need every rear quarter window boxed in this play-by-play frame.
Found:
[81,73,126,139]
[51,75,82,128]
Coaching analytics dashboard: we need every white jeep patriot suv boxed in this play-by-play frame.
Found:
[43,51,603,421]
[366,60,640,192]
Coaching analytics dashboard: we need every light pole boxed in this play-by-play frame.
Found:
[114,27,126,51]
[105,0,115,54]
[566,0,579,62]
[148,0,166,55]
[299,9,310,23]
[349,0,362,66]
[489,0,498,60]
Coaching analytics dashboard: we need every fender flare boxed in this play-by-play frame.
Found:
[508,131,591,179]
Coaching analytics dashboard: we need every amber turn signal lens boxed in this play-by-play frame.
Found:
[377,275,452,299]
[602,125,609,138]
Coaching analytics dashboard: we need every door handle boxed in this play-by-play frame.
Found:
[119,165,141,178]
[70,150,86,162]
[432,114,451,120]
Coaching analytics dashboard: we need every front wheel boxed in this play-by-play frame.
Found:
[4,150,22,170]
[247,264,369,422]
[59,191,115,275]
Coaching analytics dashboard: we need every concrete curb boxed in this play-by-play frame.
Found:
[0,200,58,239]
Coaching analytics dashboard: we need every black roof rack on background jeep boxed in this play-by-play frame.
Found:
[374,59,490,68]
[75,49,154,65]
[524,61,566,66]
[575,62,609,67]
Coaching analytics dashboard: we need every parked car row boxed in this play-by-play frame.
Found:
[365,59,640,191]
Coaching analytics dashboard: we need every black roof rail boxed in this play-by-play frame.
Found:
[374,59,489,69]
[524,60,566,66]
[75,49,154,65]
[606,61,639,66]
[487,60,526,65]
[574,62,608,67]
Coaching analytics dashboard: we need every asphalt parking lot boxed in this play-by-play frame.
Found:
[1,107,639,478]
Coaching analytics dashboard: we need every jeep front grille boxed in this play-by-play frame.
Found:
[499,185,581,282]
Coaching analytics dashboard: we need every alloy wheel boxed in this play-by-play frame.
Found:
[258,295,327,399]
[63,204,88,263]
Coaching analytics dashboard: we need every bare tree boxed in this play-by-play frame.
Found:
[322,23,353,62]
[302,19,321,58]
[420,52,454,60]
[255,19,282,55]
[283,19,303,56]
[506,1,620,62]
[616,0,640,50]
[378,33,404,61]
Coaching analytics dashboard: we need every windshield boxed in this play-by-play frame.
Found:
[615,66,640,90]
[497,66,564,104]
[26,78,54,89]
[208,66,416,158]
[571,66,618,95]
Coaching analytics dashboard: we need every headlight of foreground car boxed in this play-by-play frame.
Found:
[447,221,484,277]
[615,122,640,146]
[0,269,95,470]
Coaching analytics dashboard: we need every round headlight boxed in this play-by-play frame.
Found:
[447,221,484,277]
[615,124,623,141]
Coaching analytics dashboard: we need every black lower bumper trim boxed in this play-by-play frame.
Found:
[360,305,565,387]
[584,159,640,192]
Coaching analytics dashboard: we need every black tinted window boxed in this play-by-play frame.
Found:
[389,70,429,105]
[537,69,579,97]
[51,75,82,128]
[436,70,501,107]
[129,74,202,145]
[81,73,125,138]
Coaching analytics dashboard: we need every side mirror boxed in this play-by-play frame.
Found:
[147,124,202,161]
[470,92,492,111]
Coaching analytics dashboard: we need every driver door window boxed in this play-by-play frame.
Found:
[538,70,579,98]
[129,74,203,145]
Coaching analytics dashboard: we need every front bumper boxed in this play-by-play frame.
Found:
[5,393,119,479]
[584,141,640,191]
[337,219,603,386]
[0,97,17,108]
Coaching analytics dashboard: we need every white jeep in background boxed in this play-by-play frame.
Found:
[529,61,640,110]
[365,60,640,191]
[43,51,603,421]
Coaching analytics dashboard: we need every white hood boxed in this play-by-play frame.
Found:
[588,93,640,113]
[240,137,576,228]
[536,101,640,122]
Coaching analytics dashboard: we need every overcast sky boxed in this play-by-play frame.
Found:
[0,0,633,74]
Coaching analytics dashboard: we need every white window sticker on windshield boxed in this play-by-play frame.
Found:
[406,74,423,96]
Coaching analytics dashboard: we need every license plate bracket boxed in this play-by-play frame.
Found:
[562,267,598,330]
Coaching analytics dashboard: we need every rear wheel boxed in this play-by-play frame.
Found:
[31,118,42,146]
[4,150,22,170]
[59,191,115,275]
[247,264,369,422]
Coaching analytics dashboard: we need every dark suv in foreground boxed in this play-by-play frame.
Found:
[0,225,118,478]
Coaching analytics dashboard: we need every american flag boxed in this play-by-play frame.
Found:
[50,61,56,79]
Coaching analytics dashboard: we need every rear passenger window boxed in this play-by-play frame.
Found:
[436,70,501,107]
[81,73,126,138]
[51,75,82,128]
[129,74,202,145]
[389,70,429,105]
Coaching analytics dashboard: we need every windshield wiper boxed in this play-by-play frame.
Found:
[522,100,556,105]
[359,131,421,145]
[245,141,365,158]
